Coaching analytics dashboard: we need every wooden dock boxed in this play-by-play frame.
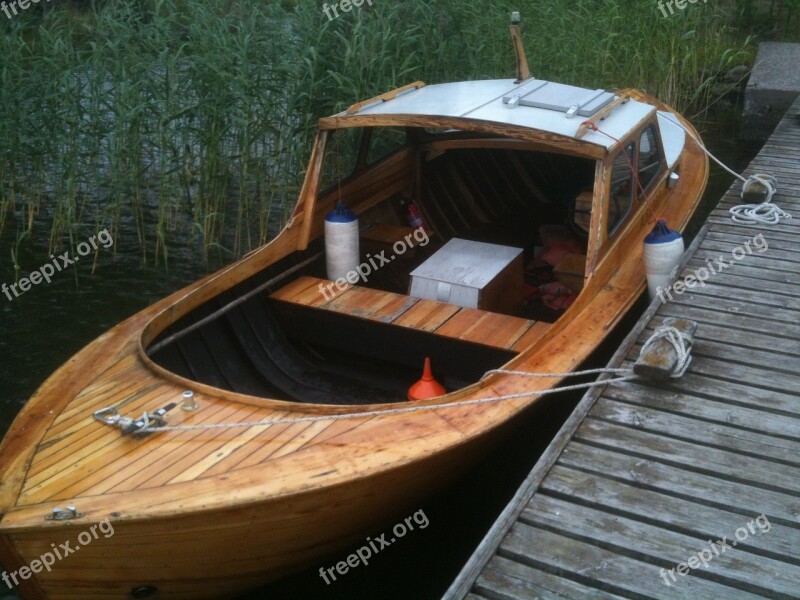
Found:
[446,100,800,599]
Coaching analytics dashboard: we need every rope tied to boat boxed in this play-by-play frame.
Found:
[657,112,790,226]
[728,174,790,224]
[639,324,692,378]
[93,403,176,437]
[92,326,695,435]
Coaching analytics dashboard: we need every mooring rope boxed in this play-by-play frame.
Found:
[90,325,694,435]
[728,175,790,225]
[658,112,790,226]
[134,372,638,433]
[640,325,692,378]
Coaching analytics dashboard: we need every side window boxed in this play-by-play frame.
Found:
[608,143,635,236]
[637,126,662,192]
[319,128,362,192]
[366,127,406,165]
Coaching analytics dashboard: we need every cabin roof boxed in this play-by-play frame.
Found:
[336,79,657,150]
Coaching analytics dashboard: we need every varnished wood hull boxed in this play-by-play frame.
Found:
[0,89,707,599]
[3,433,489,599]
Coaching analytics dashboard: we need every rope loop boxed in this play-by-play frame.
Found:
[730,175,790,224]
[657,113,789,225]
[642,325,693,378]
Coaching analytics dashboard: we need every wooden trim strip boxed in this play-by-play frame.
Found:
[345,81,426,115]
[318,114,608,160]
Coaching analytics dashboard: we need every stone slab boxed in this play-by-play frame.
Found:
[742,42,800,140]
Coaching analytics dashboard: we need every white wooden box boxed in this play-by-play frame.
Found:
[409,238,523,313]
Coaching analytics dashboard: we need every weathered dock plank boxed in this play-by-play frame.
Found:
[447,97,800,600]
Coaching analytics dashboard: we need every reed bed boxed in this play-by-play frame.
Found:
[0,0,760,264]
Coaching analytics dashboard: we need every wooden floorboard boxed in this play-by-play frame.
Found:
[270,275,544,351]
[477,556,629,600]
[446,97,800,599]
[560,443,800,526]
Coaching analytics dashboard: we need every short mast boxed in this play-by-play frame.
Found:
[510,11,531,83]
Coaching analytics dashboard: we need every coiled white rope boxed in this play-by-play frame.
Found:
[659,113,790,226]
[729,174,790,224]
[111,326,693,435]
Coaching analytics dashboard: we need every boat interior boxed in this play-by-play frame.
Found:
[148,126,602,405]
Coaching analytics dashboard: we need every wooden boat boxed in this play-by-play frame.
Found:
[0,26,707,599]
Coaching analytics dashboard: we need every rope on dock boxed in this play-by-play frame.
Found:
[728,175,791,224]
[658,113,791,226]
[93,326,694,435]
[639,325,692,377]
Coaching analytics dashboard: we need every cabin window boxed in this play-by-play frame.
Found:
[607,143,635,235]
[637,125,662,192]
[366,127,406,165]
[319,128,362,192]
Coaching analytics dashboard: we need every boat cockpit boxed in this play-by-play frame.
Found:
[146,105,672,406]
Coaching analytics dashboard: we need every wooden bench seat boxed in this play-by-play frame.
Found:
[270,276,549,352]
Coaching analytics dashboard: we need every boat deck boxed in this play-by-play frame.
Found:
[447,98,800,598]
[270,276,550,351]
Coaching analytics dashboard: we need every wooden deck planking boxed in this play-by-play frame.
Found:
[200,416,369,477]
[510,321,552,351]
[447,98,800,599]
[25,404,257,502]
[270,275,547,351]
[558,443,800,527]
[589,399,800,466]
[42,357,145,438]
[108,404,269,492]
[392,299,461,331]
[518,497,800,596]
[21,385,183,494]
[498,526,769,600]
[114,403,278,491]
[29,382,172,473]
[542,466,800,560]
[477,557,629,600]
[327,285,419,321]
[600,380,800,439]
[434,309,532,348]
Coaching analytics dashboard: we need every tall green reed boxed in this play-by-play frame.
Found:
[0,0,759,266]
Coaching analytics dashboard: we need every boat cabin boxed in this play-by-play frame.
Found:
[147,78,688,405]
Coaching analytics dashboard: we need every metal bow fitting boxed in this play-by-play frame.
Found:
[93,403,177,438]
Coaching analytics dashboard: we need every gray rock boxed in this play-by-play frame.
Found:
[724,64,750,83]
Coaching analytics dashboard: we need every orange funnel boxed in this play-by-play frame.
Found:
[407,357,446,401]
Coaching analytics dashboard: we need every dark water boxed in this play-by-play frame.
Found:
[0,105,761,600]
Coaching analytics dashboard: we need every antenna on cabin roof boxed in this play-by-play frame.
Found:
[509,11,531,83]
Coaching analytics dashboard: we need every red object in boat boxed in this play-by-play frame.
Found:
[540,281,576,311]
[407,203,427,231]
[408,357,446,401]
